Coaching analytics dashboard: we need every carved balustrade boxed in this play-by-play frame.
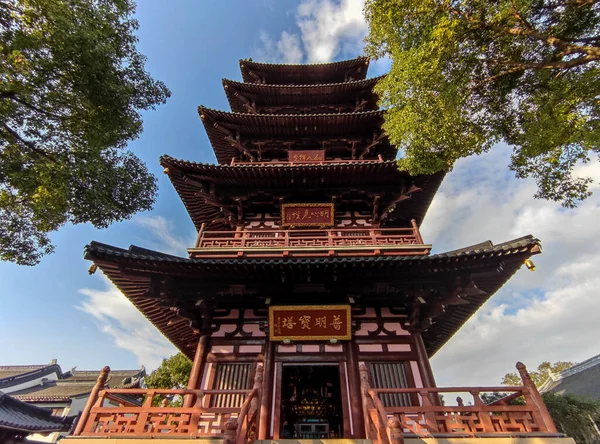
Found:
[359,363,558,444]
[230,157,385,166]
[191,226,429,258]
[73,365,264,441]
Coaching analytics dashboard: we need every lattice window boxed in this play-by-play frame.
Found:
[210,363,252,408]
[369,362,412,407]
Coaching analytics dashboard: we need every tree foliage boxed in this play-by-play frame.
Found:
[502,360,575,386]
[145,353,192,390]
[0,0,170,265]
[542,392,600,444]
[364,0,600,208]
[144,353,192,407]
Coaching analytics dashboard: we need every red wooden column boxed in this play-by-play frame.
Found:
[412,331,437,388]
[346,341,365,438]
[258,340,276,439]
[184,334,209,407]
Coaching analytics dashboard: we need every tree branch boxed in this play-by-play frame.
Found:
[1,92,65,120]
[480,55,596,84]
[0,122,56,161]
[443,2,600,59]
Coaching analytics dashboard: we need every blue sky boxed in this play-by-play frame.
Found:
[1,0,599,386]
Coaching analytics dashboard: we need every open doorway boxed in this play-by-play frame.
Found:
[279,364,343,439]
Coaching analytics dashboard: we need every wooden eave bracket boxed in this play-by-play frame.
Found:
[380,184,423,222]
[247,69,264,84]
[233,91,257,113]
[359,132,386,160]
[372,194,382,223]
[354,98,368,113]
[213,123,257,162]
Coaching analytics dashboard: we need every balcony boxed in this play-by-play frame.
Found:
[360,363,563,441]
[230,156,385,166]
[69,366,263,443]
[188,226,431,259]
[66,363,565,443]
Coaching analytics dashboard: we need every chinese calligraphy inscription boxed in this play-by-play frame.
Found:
[281,203,335,228]
[289,150,325,163]
[269,305,351,341]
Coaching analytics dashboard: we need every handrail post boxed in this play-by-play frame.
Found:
[360,364,390,444]
[388,416,404,444]
[470,390,495,432]
[73,366,110,435]
[411,219,424,244]
[360,364,377,440]
[195,223,206,248]
[224,417,238,444]
[517,362,558,432]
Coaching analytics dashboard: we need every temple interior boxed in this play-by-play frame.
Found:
[280,364,343,439]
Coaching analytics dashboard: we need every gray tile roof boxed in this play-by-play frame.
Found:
[10,368,145,403]
[0,392,71,433]
[0,364,63,390]
[540,354,600,399]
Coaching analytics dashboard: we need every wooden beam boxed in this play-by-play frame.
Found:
[224,135,256,162]
[247,70,264,83]
[380,184,423,222]
[212,122,256,161]
[372,195,382,223]
[354,98,368,113]
[359,133,385,159]
[233,92,257,113]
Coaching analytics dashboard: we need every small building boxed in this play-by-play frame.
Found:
[0,391,72,444]
[1,362,144,442]
[539,354,600,399]
[65,57,573,444]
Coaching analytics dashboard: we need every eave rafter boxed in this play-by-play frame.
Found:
[405,277,487,332]
[380,184,423,222]
[201,113,257,162]
[359,132,386,159]
[233,91,257,113]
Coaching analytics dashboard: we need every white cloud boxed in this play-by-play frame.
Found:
[297,0,367,63]
[425,145,600,386]
[133,215,193,257]
[254,30,304,64]
[75,215,191,370]
[253,0,369,64]
[77,277,176,370]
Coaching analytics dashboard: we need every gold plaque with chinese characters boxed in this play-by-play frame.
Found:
[281,203,334,228]
[289,150,325,163]
[269,305,351,341]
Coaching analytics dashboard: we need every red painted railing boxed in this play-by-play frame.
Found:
[230,156,385,166]
[360,363,559,443]
[190,225,429,258]
[73,366,263,441]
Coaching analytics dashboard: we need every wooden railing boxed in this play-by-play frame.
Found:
[72,365,264,441]
[190,223,429,259]
[359,362,559,443]
[230,156,385,166]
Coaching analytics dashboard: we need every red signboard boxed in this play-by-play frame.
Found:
[269,305,351,341]
[289,150,325,163]
[281,203,334,228]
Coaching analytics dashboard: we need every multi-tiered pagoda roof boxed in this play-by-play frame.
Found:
[85,56,540,361]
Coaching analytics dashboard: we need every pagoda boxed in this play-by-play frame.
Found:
[66,57,573,444]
